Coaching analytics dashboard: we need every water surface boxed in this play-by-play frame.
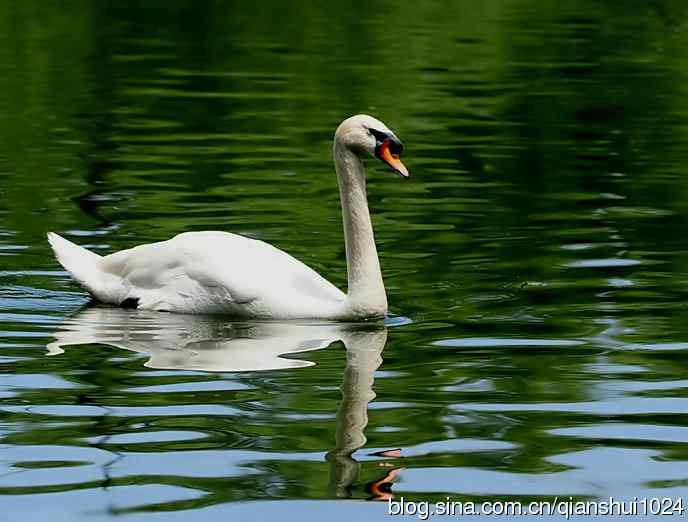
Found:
[2,1,688,520]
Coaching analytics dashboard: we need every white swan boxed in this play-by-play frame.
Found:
[47,115,408,320]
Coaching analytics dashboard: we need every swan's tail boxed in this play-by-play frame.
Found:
[47,232,106,300]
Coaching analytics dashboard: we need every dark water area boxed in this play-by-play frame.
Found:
[2,1,688,520]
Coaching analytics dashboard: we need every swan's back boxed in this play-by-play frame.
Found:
[105,231,346,316]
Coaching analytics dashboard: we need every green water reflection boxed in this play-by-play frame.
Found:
[2,0,688,519]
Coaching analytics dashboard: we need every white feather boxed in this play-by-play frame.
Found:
[49,230,347,318]
[47,115,405,320]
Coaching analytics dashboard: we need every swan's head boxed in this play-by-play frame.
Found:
[335,114,409,178]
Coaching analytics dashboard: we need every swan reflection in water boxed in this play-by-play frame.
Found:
[47,307,402,499]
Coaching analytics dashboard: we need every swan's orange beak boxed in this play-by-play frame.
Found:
[377,139,409,179]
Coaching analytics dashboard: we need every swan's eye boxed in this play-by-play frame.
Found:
[368,128,389,143]
[387,138,403,155]
[369,128,403,154]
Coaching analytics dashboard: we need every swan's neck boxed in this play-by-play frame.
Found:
[334,143,387,317]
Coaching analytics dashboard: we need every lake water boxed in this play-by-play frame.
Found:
[2,1,688,520]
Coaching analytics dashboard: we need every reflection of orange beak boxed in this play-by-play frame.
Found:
[370,448,402,458]
[367,467,404,501]
[378,140,409,178]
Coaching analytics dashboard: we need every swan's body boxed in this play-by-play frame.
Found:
[48,230,347,318]
[48,115,408,320]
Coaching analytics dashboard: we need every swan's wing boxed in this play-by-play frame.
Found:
[172,232,347,308]
[100,231,344,313]
[100,232,265,309]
